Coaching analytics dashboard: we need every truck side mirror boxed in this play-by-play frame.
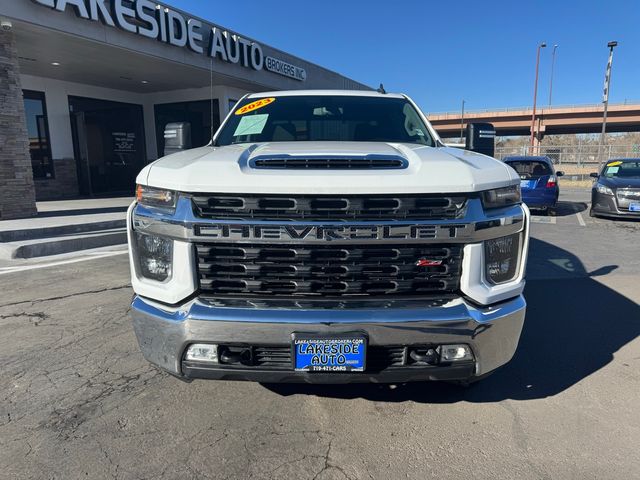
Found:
[465,123,495,157]
[590,172,599,178]
[163,122,192,156]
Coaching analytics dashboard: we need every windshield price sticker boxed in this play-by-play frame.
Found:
[233,114,269,136]
[235,97,275,115]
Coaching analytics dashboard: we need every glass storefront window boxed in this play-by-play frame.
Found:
[23,90,54,179]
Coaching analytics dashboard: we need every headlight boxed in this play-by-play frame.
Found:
[596,183,614,195]
[484,233,522,284]
[481,185,521,209]
[134,231,173,282]
[136,184,176,211]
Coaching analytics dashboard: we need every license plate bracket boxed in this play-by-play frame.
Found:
[293,333,367,372]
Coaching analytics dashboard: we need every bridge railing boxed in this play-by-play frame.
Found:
[494,145,640,182]
[427,100,640,117]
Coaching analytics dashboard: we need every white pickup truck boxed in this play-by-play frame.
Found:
[128,90,529,384]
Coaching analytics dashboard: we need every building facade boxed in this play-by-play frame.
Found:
[0,0,369,219]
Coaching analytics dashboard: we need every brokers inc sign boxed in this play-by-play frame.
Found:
[265,57,307,81]
[31,0,307,81]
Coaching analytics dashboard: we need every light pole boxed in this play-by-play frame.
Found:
[599,41,618,165]
[529,42,547,151]
[459,99,465,142]
[548,44,558,107]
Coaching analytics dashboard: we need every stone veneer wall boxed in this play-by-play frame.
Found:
[34,158,80,201]
[0,28,37,219]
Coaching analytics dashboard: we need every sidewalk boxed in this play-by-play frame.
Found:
[36,197,133,214]
[0,197,132,260]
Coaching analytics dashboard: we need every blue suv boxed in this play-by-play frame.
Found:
[503,156,564,215]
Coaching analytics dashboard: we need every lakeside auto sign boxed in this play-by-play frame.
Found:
[31,0,307,81]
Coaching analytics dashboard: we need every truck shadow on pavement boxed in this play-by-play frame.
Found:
[529,201,587,217]
[263,237,640,403]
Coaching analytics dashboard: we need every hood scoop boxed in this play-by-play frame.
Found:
[249,154,408,170]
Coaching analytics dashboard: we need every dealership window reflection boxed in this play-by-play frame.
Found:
[23,90,54,179]
[154,100,220,157]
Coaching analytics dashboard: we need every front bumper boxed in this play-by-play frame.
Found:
[591,190,640,218]
[130,294,526,383]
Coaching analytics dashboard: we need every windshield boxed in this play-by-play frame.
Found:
[603,160,640,178]
[215,95,435,146]
[505,160,552,178]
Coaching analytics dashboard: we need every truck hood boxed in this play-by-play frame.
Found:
[138,142,519,194]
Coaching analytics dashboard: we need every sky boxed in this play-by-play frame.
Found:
[170,0,640,114]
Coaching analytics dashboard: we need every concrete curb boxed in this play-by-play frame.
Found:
[1,230,127,260]
[0,219,126,242]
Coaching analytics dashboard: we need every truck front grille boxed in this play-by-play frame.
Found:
[253,346,292,369]
[616,188,640,210]
[191,193,467,221]
[196,243,462,298]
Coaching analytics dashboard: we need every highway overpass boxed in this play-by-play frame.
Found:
[427,102,640,141]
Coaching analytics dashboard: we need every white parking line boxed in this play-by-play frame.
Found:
[530,216,557,224]
[0,249,128,275]
[576,212,587,227]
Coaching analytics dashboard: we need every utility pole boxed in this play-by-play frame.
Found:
[530,42,547,152]
[599,41,618,166]
[459,99,465,142]
[548,44,558,107]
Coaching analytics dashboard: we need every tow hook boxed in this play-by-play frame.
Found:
[409,348,438,365]
[219,347,252,365]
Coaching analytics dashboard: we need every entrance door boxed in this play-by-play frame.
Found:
[70,111,93,196]
[69,96,146,196]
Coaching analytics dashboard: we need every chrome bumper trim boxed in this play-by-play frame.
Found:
[130,294,526,380]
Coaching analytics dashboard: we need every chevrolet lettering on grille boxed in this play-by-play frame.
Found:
[195,223,470,244]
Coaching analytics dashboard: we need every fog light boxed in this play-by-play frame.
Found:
[185,344,218,363]
[135,231,173,281]
[484,233,521,284]
[439,344,473,362]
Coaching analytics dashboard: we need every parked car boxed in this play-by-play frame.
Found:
[502,156,564,215]
[590,158,640,218]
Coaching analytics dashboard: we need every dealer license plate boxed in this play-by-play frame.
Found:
[293,335,366,372]
[629,202,640,212]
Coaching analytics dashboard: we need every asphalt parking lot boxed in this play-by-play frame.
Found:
[1,188,638,480]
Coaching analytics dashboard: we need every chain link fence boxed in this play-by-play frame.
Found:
[494,145,640,183]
